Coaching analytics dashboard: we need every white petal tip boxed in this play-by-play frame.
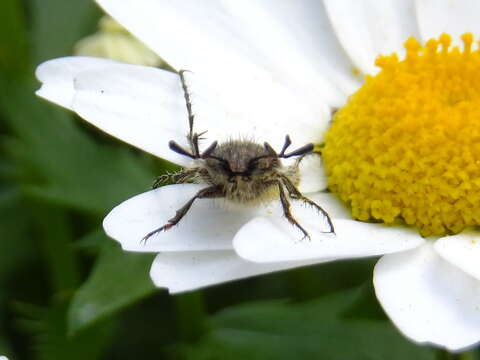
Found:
[374,244,480,352]
[234,216,425,263]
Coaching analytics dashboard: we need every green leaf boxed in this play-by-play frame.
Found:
[0,338,13,360]
[0,0,29,75]
[30,202,81,292]
[0,188,34,360]
[0,188,34,284]
[68,240,157,334]
[183,288,435,360]
[30,0,99,64]
[15,300,113,360]
[74,228,108,252]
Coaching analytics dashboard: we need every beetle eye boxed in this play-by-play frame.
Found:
[258,158,270,170]
[208,156,230,171]
[249,157,269,171]
[247,159,259,171]
[221,162,231,172]
[219,160,234,174]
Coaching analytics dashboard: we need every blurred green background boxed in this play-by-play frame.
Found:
[0,0,476,359]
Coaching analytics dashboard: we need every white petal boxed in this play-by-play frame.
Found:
[36,58,194,165]
[324,0,420,74]
[435,231,480,281]
[72,62,330,163]
[307,193,353,220]
[36,56,119,109]
[71,63,194,165]
[39,58,325,164]
[297,154,328,193]
[234,194,424,263]
[416,0,480,49]
[183,71,332,151]
[220,0,361,106]
[96,0,358,107]
[149,250,332,294]
[374,242,480,351]
[104,184,260,252]
[95,0,274,79]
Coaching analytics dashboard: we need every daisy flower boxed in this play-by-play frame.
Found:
[36,0,480,352]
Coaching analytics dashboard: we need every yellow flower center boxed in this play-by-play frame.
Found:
[322,33,480,237]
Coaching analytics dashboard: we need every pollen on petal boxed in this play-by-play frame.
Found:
[323,33,480,237]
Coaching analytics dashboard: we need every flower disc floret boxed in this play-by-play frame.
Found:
[323,33,480,236]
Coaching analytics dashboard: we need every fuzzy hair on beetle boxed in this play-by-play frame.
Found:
[142,70,335,243]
